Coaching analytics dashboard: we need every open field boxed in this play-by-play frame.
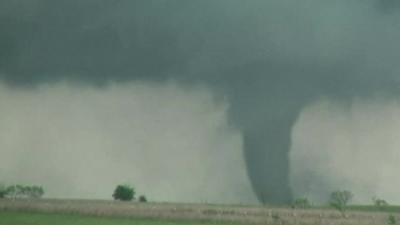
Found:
[347,205,400,213]
[0,199,399,225]
[0,211,236,225]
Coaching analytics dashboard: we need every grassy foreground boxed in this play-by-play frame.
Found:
[1,199,398,225]
[348,205,400,213]
[0,211,236,225]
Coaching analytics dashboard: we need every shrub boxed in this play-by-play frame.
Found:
[292,197,311,209]
[112,185,135,201]
[0,184,7,198]
[28,186,45,198]
[138,195,147,203]
[15,185,25,198]
[4,185,44,199]
[6,185,17,198]
[329,190,353,214]
[373,197,389,210]
[271,213,282,224]
[388,214,397,225]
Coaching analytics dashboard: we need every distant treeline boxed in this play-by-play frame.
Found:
[0,184,44,199]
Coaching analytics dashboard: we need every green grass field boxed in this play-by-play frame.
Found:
[0,211,237,225]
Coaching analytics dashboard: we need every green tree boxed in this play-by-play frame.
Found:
[112,185,135,201]
[24,186,44,198]
[2,184,45,199]
[31,186,44,198]
[329,190,353,214]
[373,197,389,210]
[0,184,7,198]
[15,185,25,197]
[6,185,16,199]
[292,197,311,209]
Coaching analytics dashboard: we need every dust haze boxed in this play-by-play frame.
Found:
[291,98,400,204]
[0,82,257,204]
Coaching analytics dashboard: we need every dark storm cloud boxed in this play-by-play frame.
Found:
[1,0,400,203]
